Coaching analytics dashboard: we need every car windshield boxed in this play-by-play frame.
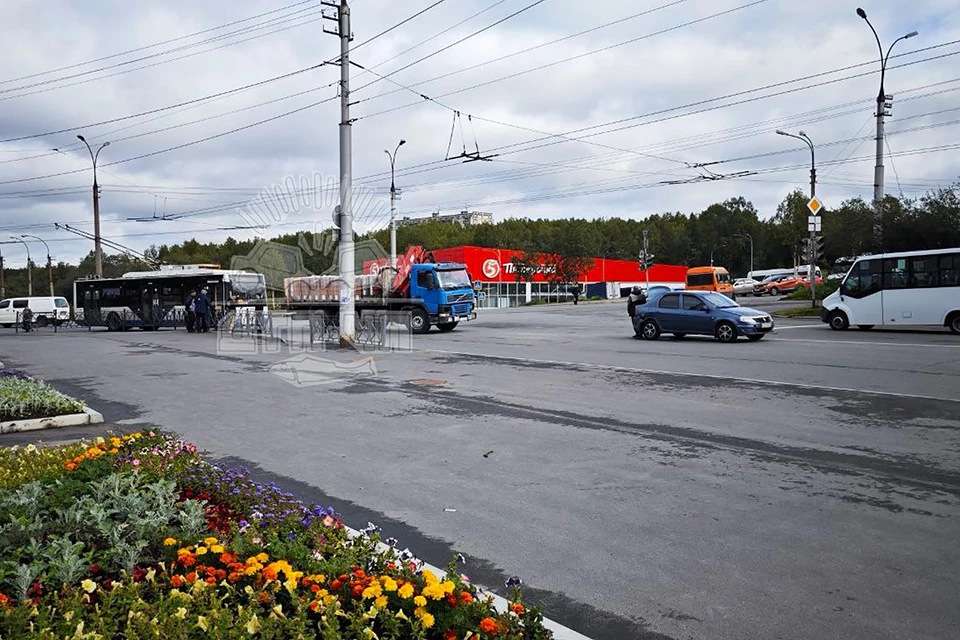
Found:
[436,269,472,290]
[701,292,739,308]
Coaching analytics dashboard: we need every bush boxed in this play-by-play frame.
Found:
[0,432,553,640]
[0,377,85,422]
[785,280,840,301]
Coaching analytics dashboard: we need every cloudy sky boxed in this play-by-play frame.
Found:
[1,0,958,265]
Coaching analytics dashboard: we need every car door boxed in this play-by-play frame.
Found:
[681,293,713,333]
[655,293,682,331]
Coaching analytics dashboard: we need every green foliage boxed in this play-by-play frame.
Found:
[785,280,840,300]
[0,377,85,422]
[775,306,823,318]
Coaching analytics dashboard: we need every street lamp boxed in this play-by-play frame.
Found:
[384,139,406,273]
[856,7,918,249]
[710,244,726,267]
[9,236,32,296]
[76,135,110,278]
[776,129,819,308]
[22,235,54,297]
[734,233,754,277]
[0,245,5,299]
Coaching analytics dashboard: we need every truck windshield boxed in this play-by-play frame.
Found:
[436,269,472,290]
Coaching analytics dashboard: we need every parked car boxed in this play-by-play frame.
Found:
[0,296,70,328]
[733,278,761,296]
[754,274,802,296]
[632,290,774,342]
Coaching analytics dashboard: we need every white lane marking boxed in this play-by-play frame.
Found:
[774,337,960,349]
[422,348,960,404]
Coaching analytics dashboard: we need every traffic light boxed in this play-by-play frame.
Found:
[332,204,342,228]
[638,250,655,271]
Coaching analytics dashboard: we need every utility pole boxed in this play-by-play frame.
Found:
[76,135,110,278]
[324,0,354,346]
[385,139,406,273]
[10,237,32,296]
[641,230,650,292]
[856,8,918,250]
[0,246,4,299]
[776,129,818,308]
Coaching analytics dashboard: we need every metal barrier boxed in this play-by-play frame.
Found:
[218,308,273,338]
[2,307,258,334]
[309,310,413,351]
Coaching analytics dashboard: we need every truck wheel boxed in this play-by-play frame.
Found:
[410,308,430,334]
[438,321,458,332]
[35,316,48,328]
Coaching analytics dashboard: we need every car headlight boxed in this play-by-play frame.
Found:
[738,315,758,323]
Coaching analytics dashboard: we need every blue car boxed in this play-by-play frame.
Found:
[632,290,774,342]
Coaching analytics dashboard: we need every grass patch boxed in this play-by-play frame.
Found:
[0,372,85,422]
[775,306,823,318]
[785,281,840,300]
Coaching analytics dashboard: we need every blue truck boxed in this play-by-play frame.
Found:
[283,246,477,334]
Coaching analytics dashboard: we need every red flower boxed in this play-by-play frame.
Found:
[227,572,240,584]
[446,594,459,608]
[0,593,9,607]
[509,603,525,616]
[443,631,457,640]
[185,572,197,584]
[460,591,474,605]
[330,579,342,591]
[479,617,499,634]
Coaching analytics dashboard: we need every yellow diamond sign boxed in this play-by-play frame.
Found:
[807,196,823,215]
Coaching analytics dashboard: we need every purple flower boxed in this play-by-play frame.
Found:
[505,576,523,588]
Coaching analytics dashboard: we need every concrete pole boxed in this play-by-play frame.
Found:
[809,150,817,309]
[11,237,31,296]
[0,248,5,299]
[336,0,355,345]
[385,140,404,273]
[77,136,109,278]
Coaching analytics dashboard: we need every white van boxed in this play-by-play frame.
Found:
[0,296,71,327]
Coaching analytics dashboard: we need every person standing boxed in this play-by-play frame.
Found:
[571,283,581,305]
[193,288,211,333]
[185,290,197,333]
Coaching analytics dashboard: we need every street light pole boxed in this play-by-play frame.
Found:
[10,237,31,296]
[735,233,754,277]
[710,244,725,267]
[0,245,5,299]
[776,129,818,308]
[77,135,110,278]
[384,139,406,274]
[856,8,918,250]
[22,235,54,297]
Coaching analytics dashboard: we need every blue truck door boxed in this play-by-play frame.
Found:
[411,268,440,313]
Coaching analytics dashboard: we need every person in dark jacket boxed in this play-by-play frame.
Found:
[627,286,646,318]
[193,289,212,333]
[571,284,581,305]
[185,290,197,333]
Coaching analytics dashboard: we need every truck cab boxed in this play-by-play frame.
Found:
[408,262,477,333]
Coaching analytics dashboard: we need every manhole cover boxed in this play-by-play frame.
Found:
[408,378,446,386]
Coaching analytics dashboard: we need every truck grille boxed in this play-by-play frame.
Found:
[447,293,473,304]
[452,303,471,316]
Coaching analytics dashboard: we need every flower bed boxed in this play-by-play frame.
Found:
[0,369,86,422]
[0,432,552,639]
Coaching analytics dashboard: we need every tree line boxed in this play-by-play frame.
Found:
[2,183,957,299]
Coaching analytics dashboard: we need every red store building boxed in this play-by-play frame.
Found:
[367,245,689,309]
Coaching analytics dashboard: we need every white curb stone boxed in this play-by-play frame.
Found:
[0,407,104,434]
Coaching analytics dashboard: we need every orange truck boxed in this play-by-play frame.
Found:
[685,266,735,298]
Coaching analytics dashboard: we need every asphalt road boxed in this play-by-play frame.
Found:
[2,302,959,640]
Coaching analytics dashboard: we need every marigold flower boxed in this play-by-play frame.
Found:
[420,612,435,628]
[398,583,414,599]
[163,538,178,546]
[0,594,9,607]
[444,631,457,640]
[204,537,218,546]
[255,553,269,563]
[479,617,499,634]
[422,583,445,600]
[375,595,388,608]
[414,595,427,607]
[170,575,184,588]
[185,572,197,584]
[308,601,320,612]
[195,546,208,556]
[262,566,278,582]
[382,577,398,592]
[210,544,224,554]
[509,603,525,616]
[459,591,474,605]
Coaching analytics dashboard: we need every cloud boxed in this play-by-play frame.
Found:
[0,0,958,263]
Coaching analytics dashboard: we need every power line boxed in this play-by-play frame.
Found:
[0,6,324,99]
[352,0,693,107]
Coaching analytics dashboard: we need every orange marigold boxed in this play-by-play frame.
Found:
[262,566,278,581]
[479,618,499,634]
[185,572,197,584]
[460,591,474,605]
[170,575,184,588]
[443,631,457,640]
[227,572,240,584]
[205,577,216,586]
[0,593,10,607]
[509,603,525,616]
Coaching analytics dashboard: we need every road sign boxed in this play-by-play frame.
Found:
[807,197,823,215]
[808,215,821,232]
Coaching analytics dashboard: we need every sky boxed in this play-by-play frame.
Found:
[0,0,958,266]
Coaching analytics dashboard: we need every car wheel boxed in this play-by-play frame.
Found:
[640,320,660,341]
[715,321,737,343]
[747,334,765,341]
[857,325,874,331]
[770,286,779,296]
[35,315,49,328]
[828,310,849,331]
[948,313,960,335]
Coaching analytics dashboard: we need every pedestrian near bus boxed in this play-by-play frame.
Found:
[193,288,212,333]
[185,290,197,333]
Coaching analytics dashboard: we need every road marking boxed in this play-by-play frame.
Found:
[774,337,960,349]
[422,348,960,404]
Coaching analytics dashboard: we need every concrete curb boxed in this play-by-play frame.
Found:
[344,526,593,640]
[0,407,104,435]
